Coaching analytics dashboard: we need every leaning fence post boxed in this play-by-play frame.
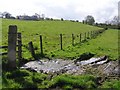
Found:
[8,25,17,69]
[72,34,75,46]
[60,34,63,50]
[28,41,36,60]
[40,35,43,55]
[17,33,22,64]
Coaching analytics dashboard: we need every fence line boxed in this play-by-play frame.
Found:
[36,29,106,54]
[1,25,106,69]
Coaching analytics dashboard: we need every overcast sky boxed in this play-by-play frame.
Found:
[0,0,119,23]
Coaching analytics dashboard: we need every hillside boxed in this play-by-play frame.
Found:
[2,19,118,60]
[1,19,119,89]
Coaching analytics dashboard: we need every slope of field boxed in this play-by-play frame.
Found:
[1,19,118,60]
[54,29,118,60]
[1,19,119,89]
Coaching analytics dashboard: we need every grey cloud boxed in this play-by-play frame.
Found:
[95,4,117,22]
[10,0,117,22]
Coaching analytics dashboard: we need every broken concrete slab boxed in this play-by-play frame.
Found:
[76,56,108,65]
[20,57,119,77]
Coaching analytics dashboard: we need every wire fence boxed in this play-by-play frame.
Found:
[1,25,106,62]
[28,29,106,57]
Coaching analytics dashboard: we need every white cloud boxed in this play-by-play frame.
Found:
[0,0,119,22]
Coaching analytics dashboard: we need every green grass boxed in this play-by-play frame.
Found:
[2,69,47,89]
[49,74,97,89]
[3,69,120,89]
[2,69,97,89]
[53,29,118,60]
[1,19,119,89]
[100,79,120,89]
[1,19,118,60]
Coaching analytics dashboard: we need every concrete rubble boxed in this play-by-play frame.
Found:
[21,56,119,76]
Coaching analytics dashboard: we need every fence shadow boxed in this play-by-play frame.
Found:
[35,53,51,60]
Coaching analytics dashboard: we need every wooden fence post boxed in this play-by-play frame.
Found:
[94,31,96,37]
[40,35,43,55]
[90,31,92,39]
[28,41,36,60]
[97,30,99,35]
[84,32,86,40]
[87,32,89,39]
[72,34,74,46]
[8,25,17,69]
[17,33,22,63]
[95,31,97,37]
[93,31,95,38]
[80,33,82,43]
[60,34,63,50]
[96,31,98,36]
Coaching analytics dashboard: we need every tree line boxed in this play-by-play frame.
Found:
[0,12,119,29]
[83,15,119,29]
[0,12,64,21]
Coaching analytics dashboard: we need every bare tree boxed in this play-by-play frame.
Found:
[35,13,40,20]
[111,16,119,25]
[105,16,119,25]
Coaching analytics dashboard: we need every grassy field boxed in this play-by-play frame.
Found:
[2,19,118,60]
[1,19,119,89]
[54,29,118,60]
[2,69,120,89]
